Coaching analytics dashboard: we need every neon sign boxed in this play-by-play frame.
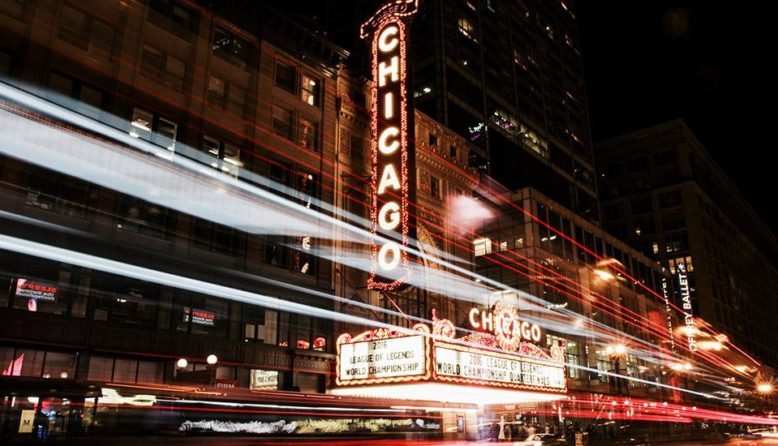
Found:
[335,314,566,394]
[677,264,696,351]
[468,300,543,351]
[336,324,431,386]
[362,1,418,290]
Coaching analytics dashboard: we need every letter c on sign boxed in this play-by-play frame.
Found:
[468,308,480,329]
[378,127,400,154]
[378,25,399,53]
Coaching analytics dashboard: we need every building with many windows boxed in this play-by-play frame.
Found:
[289,0,598,218]
[596,120,778,369]
[0,0,771,442]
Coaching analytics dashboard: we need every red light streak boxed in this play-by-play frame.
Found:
[6,3,759,385]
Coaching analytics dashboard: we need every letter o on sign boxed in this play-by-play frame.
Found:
[531,324,542,343]
[378,242,401,272]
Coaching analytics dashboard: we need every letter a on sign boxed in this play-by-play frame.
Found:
[361,0,419,291]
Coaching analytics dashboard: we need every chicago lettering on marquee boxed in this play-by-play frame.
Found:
[468,300,544,351]
[361,0,418,290]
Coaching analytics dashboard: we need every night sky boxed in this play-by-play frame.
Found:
[578,1,777,230]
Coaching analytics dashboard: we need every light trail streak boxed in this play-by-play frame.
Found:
[0,233,725,401]
[2,23,740,370]
[0,82,752,395]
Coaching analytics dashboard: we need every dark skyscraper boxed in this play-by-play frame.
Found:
[294,0,598,219]
[596,120,778,369]
[411,0,597,218]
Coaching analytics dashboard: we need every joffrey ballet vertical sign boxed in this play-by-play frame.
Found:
[361,0,418,290]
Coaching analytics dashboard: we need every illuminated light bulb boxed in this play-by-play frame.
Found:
[176,358,188,368]
[206,354,218,365]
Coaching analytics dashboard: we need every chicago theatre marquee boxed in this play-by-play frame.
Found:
[332,300,568,405]
[334,0,566,414]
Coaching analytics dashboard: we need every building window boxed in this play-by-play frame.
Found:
[294,172,316,275]
[474,238,491,257]
[207,75,247,117]
[174,294,229,337]
[206,76,226,107]
[244,306,278,344]
[87,356,163,384]
[129,107,177,151]
[661,212,686,231]
[301,74,320,106]
[449,145,457,160]
[91,279,159,327]
[148,0,196,34]
[24,166,91,218]
[212,25,250,68]
[430,176,441,199]
[12,276,69,315]
[350,133,365,167]
[457,17,478,42]
[429,133,438,147]
[199,136,243,177]
[275,60,296,93]
[630,196,652,215]
[299,117,319,151]
[603,203,625,220]
[140,44,186,90]
[59,4,114,60]
[47,72,104,120]
[664,233,688,253]
[669,256,693,274]
[1,347,78,379]
[272,105,294,140]
[658,190,682,209]
[117,196,173,239]
[192,219,243,256]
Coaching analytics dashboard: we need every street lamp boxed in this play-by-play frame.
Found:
[206,354,218,365]
[176,358,188,368]
[606,343,627,395]
[757,382,774,414]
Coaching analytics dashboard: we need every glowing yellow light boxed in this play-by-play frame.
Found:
[332,383,566,405]
[757,383,774,394]
[377,163,401,193]
[698,341,723,351]
[593,269,615,282]
[378,25,399,52]
[378,242,401,271]
[378,201,400,230]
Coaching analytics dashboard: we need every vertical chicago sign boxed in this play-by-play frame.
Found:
[361,0,418,290]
